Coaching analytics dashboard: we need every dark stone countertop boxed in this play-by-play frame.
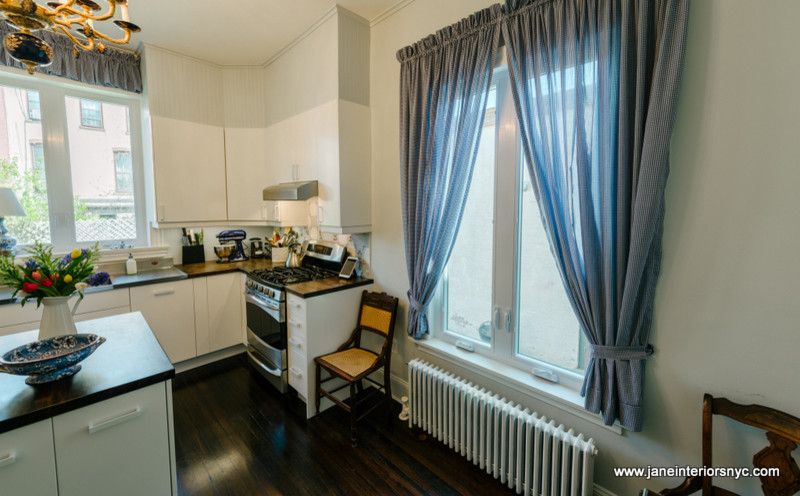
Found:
[0,269,189,306]
[0,312,175,434]
[177,259,374,299]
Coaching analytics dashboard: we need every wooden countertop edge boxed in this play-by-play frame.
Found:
[285,278,374,298]
[0,367,175,435]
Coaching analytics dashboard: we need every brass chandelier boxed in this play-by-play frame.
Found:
[0,0,141,74]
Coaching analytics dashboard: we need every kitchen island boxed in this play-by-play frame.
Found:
[0,312,176,496]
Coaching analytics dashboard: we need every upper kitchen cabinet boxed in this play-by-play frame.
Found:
[143,45,228,224]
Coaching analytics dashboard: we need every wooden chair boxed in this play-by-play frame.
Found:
[314,290,399,446]
[648,394,800,496]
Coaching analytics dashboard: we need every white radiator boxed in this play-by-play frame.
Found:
[408,359,597,496]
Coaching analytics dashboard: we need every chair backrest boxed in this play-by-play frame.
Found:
[702,394,800,495]
[354,291,399,357]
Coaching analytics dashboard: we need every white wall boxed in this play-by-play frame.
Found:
[369,1,800,494]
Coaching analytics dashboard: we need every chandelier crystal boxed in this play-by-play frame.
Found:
[0,0,141,74]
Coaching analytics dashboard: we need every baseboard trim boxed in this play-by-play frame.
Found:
[594,484,618,496]
[174,345,246,374]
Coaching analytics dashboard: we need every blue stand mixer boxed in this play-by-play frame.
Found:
[215,230,249,262]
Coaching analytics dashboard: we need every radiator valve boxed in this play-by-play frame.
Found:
[399,395,410,421]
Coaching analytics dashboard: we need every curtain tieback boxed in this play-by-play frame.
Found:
[590,344,654,361]
[406,291,424,311]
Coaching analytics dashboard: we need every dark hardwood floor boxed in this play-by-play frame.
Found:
[172,355,513,496]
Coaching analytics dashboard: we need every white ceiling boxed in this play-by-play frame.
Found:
[127,0,401,66]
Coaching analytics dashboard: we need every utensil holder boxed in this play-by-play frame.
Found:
[182,245,205,265]
[271,247,288,263]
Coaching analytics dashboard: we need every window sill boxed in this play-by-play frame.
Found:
[414,338,623,435]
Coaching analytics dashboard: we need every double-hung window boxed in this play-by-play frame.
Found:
[432,54,589,391]
[0,73,146,251]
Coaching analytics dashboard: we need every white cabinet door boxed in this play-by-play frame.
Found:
[151,115,227,223]
[130,280,196,363]
[225,127,269,221]
[0,420,58,496]
[53,383,172,496]
[205,273,244,352]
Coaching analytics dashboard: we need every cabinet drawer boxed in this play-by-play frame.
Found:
[287,332,306,354]
[287,319,306,341]
[79,288,130,314]
[53,383,172,496]
[288,349,308,399]
[287,294,306,319]
[0,420,58,495]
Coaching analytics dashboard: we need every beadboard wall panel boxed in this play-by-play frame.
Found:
[337,9,371,107]
[143,45,224,126]
[222,67,268,128]
[262,13,339,128]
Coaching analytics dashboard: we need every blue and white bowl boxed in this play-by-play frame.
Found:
[0,334,105,385]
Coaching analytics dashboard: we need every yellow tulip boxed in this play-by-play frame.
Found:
[63,274,73,283]
[70,248,82,260]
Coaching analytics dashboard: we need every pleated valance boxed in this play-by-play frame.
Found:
[0,21,142,93]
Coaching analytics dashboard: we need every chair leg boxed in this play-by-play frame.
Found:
[314,362,321,415]
[350,382,358,447]
[356,378,364,396]
[384,364,393,416]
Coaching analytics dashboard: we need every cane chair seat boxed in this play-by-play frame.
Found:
[317,348,378,380]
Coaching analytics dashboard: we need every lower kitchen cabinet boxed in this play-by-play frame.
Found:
[194,272,245,355]
[130,280,197,363]
[0,420,58,496]
[53,382,173,496]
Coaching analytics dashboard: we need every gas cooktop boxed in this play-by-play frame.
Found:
[248,266,335,288]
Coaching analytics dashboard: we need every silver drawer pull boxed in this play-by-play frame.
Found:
[152,289,175,297]
[0,452,16,468]
[88,407,142,435]
[289,367,303,377]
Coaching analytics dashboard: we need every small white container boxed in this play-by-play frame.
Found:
[125,253,138,275]
[271,247,288,263]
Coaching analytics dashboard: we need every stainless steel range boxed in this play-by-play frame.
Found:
[244,240,347,392]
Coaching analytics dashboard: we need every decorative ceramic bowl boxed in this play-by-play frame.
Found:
[0,334,105,385]
[3,31,53,74]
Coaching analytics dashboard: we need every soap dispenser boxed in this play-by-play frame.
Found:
[125,253,137,275]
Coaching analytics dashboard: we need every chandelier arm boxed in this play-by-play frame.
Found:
[52,24,95,51]
[51,0,78,15]
[91,27,130,45]
[51,1,116,22]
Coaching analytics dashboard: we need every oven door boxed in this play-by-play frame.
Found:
[245,291,286,365]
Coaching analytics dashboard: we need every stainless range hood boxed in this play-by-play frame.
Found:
[262,180,318,201]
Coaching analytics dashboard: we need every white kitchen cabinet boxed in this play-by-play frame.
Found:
[130,280,197,363]
[0,420,58,495]
[286,284,373,418]
[225,127,270,222]
[195,272,244,354]
[0,288,131,337]
[151,115,228,223]
[53,383,173,496]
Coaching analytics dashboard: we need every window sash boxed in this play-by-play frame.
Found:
[0,70,147,251]
[432,56,586,392]
[79,98,103,128]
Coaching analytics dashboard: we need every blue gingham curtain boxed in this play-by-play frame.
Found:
[398,5,502,339]
[502,0,689,431]
[0,22,142,93]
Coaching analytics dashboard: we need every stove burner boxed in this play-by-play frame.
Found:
[249,266,335,287]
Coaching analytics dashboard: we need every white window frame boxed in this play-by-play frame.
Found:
[430,54,587,393]
[0,68,148,251]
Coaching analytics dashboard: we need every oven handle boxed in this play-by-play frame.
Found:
[245,292,282,320]
[247,349,283,377]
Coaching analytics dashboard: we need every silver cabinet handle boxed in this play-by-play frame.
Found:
[0,452,16,468]
[505,308,513,333]
[88,407,142,435]
[152,289,175,297]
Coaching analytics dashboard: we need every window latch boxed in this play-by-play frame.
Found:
[504,308,513,333]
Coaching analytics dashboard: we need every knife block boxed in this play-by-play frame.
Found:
[182,245,205,265]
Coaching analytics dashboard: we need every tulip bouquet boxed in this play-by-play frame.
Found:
[0,242,109,307]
